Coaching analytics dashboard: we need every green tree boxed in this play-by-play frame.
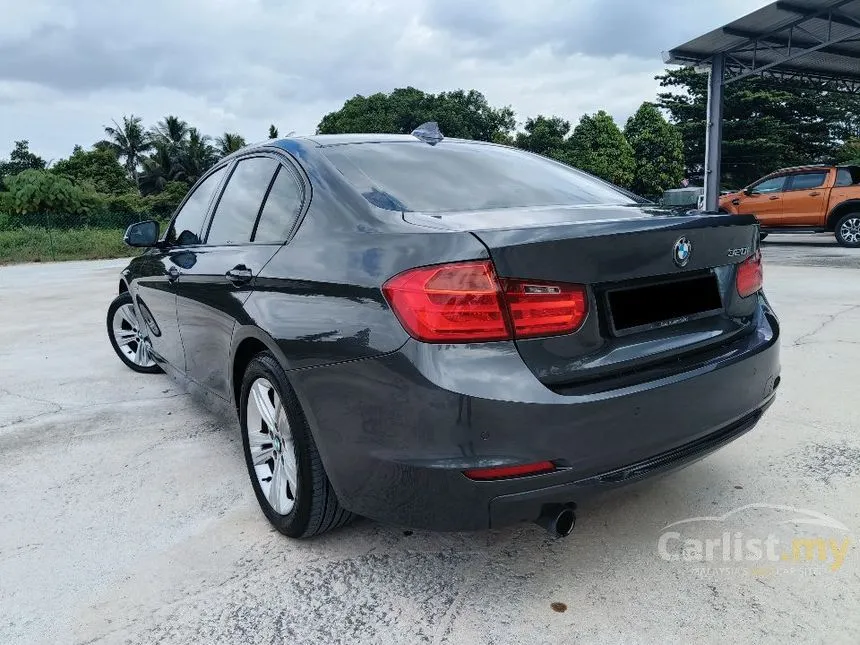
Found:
[139,142,177,195]
[146,181,189,219]
[215,132,247,157]
[52,146,135,196]
[0,140,47,180]
[151,115,189,149]
[268,124,279,139]
[177,128,216,185]
[103,115,153,183]
[567,111,635,188]
[317,87,515,142]
[836,138,860,164]
[624,102,685,198]
[514,115,571,161]
[656,67,857,188]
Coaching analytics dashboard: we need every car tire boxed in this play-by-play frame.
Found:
[240,351,354,538]
[106,292,162,374]
[834,213,860,248]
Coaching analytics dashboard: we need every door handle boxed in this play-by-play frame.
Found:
[809,191,821,196]
[225,265,253,286]
[769,196,779,200]
[167,266,180,282]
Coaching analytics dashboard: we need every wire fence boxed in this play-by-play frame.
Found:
[0,211,164,263]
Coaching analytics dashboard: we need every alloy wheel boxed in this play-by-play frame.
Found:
[839,217,860,245]
[111,303,157,368]
[246,378,298,515]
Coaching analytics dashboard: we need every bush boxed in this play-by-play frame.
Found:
[146,181,188,220]
[3,170,93,227]
[92,191,150,228]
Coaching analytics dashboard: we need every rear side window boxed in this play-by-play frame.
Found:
[836,168,860,186]
[789,172,828,191]
[166,165,227,246]
[253,166,304,243]
[322,141,638,212]
[206,157,279,245]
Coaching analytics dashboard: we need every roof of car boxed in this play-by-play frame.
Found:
[297,134,427,146]
[267,133,487,149]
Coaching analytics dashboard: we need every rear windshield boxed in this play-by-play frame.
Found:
[322,141,638,212]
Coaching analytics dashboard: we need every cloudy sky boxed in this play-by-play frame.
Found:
[0,0,768,161]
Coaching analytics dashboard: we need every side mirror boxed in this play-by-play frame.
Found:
[124,220,160,247]
[744,188,755,196]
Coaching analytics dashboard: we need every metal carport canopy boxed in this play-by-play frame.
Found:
[663,0,860,211]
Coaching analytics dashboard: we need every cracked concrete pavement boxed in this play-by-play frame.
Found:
[1,238,859,645]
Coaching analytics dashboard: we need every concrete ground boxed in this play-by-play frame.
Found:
[1,235,858,645]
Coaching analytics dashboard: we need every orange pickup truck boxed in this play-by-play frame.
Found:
[719,165,860,247]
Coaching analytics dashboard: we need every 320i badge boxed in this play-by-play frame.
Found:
[106,124,780,538]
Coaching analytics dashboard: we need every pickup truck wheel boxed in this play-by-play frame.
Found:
[835,214,860,248]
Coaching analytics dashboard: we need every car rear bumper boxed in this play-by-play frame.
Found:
[290,297,780,531]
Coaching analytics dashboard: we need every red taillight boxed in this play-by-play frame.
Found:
[382,260,588,343]
[502,278,588,338]
[736,250,763,298]
[382,261,509,342]
[464,461,556,481]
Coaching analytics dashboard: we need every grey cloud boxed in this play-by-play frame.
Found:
[0,0,766,160]
[422,0,765,59]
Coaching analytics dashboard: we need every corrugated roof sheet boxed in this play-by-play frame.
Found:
[665,0,860,84]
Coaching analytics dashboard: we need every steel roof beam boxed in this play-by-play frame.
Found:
[776,1,860,28]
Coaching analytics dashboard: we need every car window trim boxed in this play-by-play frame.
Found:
[163,162,232,248]
[201,156,268,246]
[260,146,313,246]
[199,151,309,248]
[784,171,829,192]
[250,166,283,243]
[251,164,307,243]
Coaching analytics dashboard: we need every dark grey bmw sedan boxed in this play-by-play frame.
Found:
[107,126,780,538]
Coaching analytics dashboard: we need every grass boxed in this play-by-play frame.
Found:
[0,227,137,265]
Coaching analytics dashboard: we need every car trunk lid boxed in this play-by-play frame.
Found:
[404,204,760,388]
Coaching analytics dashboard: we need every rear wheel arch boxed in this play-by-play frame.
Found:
[118,279,129,294]
[826,200,860,230]
[230,328,291,413]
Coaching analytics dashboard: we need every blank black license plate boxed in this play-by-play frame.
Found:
[608,274,723,333]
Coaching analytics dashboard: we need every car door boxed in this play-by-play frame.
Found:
[733,175,786,226]
[174,154,304,399]
[780,170,830,226]
[132,164,229,372]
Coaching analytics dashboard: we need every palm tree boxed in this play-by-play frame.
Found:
[215,132,247,157]
[151,115,189,148]
[139,142,176,196]
[268,124,279,139]
[179,128,217,185]
[103,114,152,182]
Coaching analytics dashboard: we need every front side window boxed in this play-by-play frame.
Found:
[751,176,786,194]
[166,165,227,246]
[206,157,279,245]
[322,141,638,213]
[789,172,828,191]
[253,167,304,243]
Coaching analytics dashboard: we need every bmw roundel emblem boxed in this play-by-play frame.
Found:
[673,237,692,268]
